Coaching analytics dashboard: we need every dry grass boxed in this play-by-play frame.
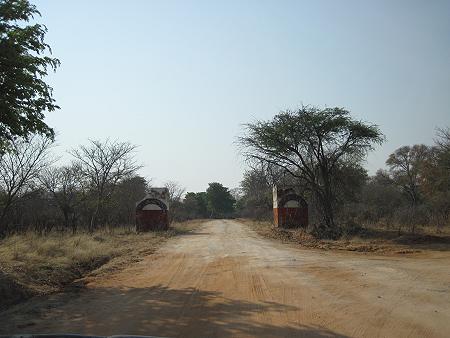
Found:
[0,220,204,310]
[240,218,450,254]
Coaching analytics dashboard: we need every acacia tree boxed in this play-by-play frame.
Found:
[0,0,59,151]
[239,106,383,237]
[69,139,141,231]
[0,135,53,235]
[386,144,429,207]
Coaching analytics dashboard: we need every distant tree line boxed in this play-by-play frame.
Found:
[167,182,236,222]
[358,128,450,233]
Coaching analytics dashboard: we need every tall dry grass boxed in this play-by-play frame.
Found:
[0,220,203,310]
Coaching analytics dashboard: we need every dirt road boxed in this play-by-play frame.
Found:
[1,220,449,337]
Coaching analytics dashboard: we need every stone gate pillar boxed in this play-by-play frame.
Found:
[273,186,308,228]
[136,188,169,231]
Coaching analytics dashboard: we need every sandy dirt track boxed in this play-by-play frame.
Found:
[1,220,449,337]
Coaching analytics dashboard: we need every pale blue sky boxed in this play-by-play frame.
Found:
[37,0,450,192]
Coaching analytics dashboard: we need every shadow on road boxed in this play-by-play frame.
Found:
[1,284,349,338]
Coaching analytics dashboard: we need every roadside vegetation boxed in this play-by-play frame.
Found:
[0,134,236,236]
[0,220,203,310]
[236,109,450,244]
[241,219,450,254]
[239,106,384,238]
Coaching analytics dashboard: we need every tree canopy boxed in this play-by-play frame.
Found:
[0,0,59,150]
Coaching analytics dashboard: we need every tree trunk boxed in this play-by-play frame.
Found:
[90,205,98,233]
[71,213,78,234]
[0,197,13,237]
[63,209,70,230]
[317,169,340,239]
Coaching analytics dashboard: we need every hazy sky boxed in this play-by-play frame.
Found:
[37,0,450,192]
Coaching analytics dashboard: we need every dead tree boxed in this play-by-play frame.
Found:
[164,180,185,203]
[0,136,54,235]
[164,181,185,224]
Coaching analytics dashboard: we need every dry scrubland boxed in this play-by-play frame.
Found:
[241,219,450,254]
[0,220,203,310]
